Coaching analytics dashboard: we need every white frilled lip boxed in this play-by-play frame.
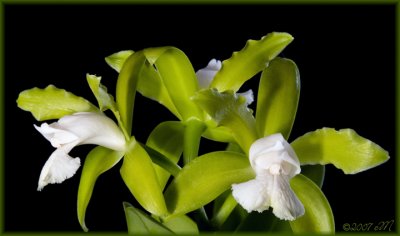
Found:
[249,133,300,177]
[232,133,305,221]
[34,112,126,190]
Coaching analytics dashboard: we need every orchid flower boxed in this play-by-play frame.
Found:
[34,112,126,190]
[232,133,304,220]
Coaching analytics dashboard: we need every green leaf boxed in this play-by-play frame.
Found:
[164,151,254,216]
[183,118,206,164]
[256,57,300,139]
[116,51,146,135]
[301,165,325,188]
[16,85,98,121]
[146,121,184,189]
[193,89,258,153]
[210,32,294,92]
[291,128,390,174]
[77,146,124,232]
[86,74,117,112]
[120,138,168,216]
[145,47,203,121]
[105,50,134,73]
[290,174,335,233]
[162,215,199,234]
[123,202,172,234]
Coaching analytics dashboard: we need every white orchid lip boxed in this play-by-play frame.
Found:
[232,133,304,221]
[35,112,126,191]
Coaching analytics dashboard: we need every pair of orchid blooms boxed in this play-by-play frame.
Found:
[17,32,389,233]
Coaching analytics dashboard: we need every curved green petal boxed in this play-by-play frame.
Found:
[120,138,168,216]
[193,89,258,153]
[210,32,294,92]
[291,128,390,174]
[146,121,184,189]
[290,174,335,233]
[16,85,98,121]
[256,57,300,139]
[164,151,254,216]
[77,146,124,232]
[123,202,172,234]
[105,50,134,73]
[116,51,146,135]
[145,47,203,121]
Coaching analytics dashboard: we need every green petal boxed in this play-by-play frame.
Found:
[116,51,146,135]
[210,32,294,92]
[105,50,134,73]
[86,74,117,112]
[137,62,181,119]
[145,47,203,121]
[120,138,168,216]
[164,151,254,216]
[146,121,184,189]
[291,128,390,174]
[162,215,199,234]
[123,202,172,234]
[77,146,124,232]
[16,85,98,121]
[290,174,335,233]
[256,57,300,139]
[193,89,258,153]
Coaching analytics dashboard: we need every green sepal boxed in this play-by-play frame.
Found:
[291,128,390,174]
[123,202,173,234]
[256,57,300,139]
[16,85,98,121]
[105,50,134,73]
[290,174,335,233]
[162,215,199,234]
[193,89,258,153]
[164,151,254,216]
[120,138,168,216]
[86,74,117,112]
[77,146,124,232]
[210,32,294,92]
[146,121,184,189]
[144,47,203,121]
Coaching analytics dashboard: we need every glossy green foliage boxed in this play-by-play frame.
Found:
[123,202,172,234]
[146,121,184,189]
[210,32,293,92]
[292,128,390,174]
[164,151,254,216]
[256,57,300,139]
[193,89,257,153]
[77,146,124,232]
[290,174,334,233]
[146,47,203,121]
[116,51,146,135]
[16,85,97,121]
[120,139,168,216]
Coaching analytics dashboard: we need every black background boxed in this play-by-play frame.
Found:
[4,4,396,232]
